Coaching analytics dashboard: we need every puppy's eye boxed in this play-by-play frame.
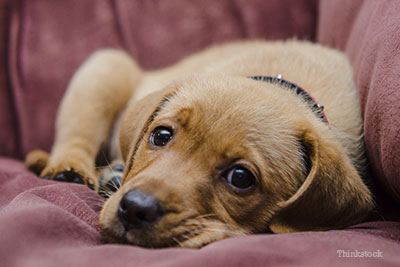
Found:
[224,167,256,190]
[149,126,174,147]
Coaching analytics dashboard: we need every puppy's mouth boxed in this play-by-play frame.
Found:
[101,215,244,248]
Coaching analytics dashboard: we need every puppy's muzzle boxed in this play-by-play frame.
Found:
[118,189,164,230]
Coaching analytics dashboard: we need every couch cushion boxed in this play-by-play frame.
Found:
[318,0,400,204]
[1,0,317,158]
[1,158,399,267]
[0,1,19,158]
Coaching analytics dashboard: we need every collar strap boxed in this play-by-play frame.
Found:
[248,75,329,124]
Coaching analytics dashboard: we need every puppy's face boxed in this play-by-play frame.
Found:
[99,75,373,248]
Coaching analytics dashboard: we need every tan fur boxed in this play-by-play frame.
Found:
[26,40,374,248]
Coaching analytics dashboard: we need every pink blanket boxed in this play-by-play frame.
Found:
[1,159,399,267]
[1,0,400,266]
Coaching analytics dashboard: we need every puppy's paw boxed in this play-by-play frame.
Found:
[98,160,124,198]
[40,160,97,190]
[25,150,50,176]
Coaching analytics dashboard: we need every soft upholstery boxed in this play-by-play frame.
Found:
[1,159,399,267]
[317,0,400,210]
[0,0,318,158]
[0,0,399,266]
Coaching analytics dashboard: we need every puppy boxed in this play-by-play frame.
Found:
[26,40,374,248]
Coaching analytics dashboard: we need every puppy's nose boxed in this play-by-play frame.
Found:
[118,189,163,229]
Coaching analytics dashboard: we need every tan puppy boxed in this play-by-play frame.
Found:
[26,40,374,248]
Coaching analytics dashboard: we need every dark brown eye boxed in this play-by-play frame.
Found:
[224,167,255,190]
[149,126,174,147]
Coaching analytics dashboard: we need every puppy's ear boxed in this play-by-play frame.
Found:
[269,122,374,234]
[119,87,177,161]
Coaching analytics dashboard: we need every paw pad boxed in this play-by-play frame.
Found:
[42,170,84,184]
[53,170,84,184]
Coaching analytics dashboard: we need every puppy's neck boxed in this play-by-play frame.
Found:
[248,74,329,125]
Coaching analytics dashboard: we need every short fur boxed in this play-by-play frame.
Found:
[26,40,374,248]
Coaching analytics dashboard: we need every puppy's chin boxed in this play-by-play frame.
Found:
[99,195,244,248]
[101,222,241,249]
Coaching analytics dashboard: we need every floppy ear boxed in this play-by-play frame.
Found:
[269,122,374,234]
[119,87,177,161]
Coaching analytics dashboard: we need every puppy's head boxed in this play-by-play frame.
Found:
[99,75,373,248]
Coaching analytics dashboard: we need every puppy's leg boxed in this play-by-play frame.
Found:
[26,50,142,190]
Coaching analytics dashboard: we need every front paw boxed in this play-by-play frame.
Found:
[43,169,84,184]
[40,161,97,190]
[25,149,49,176]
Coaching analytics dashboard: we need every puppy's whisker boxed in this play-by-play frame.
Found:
[87,202,105,207]
[102,192,112,198]
[108,175,122,189]
[101,180,118,192]
[90,203,105,208]
[82,197,105,204]
[202,228,243,237]
[172,237,183,248]
[100,154,122,193]
[185,220,238,232]
[183,219,243,238]
[104,157,118,178]
[81,195,105,200]
[186,221,235,227]
[181,234,194,241]
[177,229,206,244]
[90,203,106,209]
[98,188,112,198]
[81,197,106,208]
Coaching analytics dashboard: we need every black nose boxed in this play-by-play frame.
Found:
[118,189,163,230]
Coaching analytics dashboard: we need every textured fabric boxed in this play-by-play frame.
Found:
[0,0,18,158]
[1,159,400,267]
[318,0,400,205]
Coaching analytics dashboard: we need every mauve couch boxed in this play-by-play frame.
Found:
[1,0,399,266]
